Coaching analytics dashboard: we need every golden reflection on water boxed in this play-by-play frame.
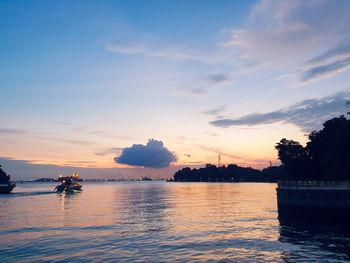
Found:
[1,182,349,262]
[168,183,278,239]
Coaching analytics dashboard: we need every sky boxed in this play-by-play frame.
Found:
[1,0,350,179]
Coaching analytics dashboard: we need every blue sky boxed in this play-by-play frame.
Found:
[1,0,350,179]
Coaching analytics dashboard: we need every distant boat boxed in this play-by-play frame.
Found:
[0,165,16,194]
[141,176,152,181]
[54,173,83,193]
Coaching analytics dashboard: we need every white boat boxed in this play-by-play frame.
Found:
[54,173,83,193]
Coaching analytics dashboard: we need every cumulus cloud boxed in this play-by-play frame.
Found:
[225,0,350,84]
[210,91,350,132]
[114,139,177,168]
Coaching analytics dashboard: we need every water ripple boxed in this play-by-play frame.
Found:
[1,182,349,262]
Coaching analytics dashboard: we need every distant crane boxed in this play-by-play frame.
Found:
[218,154,221,167]
[269,161,273,167]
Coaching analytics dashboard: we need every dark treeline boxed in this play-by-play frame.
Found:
[173,114,350,182]
[173,164,286,182]
[276,115,350,181]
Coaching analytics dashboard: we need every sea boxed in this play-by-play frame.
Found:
[0,182,349,262]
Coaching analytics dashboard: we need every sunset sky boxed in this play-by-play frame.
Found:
[1,0,350,179]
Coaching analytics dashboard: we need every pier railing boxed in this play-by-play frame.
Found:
[278,180,350,190]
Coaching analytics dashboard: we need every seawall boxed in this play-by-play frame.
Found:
[277,181,350,220]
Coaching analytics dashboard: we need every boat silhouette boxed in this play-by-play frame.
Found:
[0,165,16,194]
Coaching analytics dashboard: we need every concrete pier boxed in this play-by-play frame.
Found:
[276,181,350,220]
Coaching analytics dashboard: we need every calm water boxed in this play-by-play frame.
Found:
[1,182,349,262]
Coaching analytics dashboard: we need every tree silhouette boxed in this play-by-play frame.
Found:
[275,139,312,180]
[276,115,350,181]
[173,163,280,182]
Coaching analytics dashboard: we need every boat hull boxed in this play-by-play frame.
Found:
[0,183,16,194]
[55,183,82,193]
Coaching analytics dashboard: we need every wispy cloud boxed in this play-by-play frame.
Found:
[181,72,230,95]
[301,57,350,84]
[56,121,74,126]
[72,126,86,132]
[58,139,93,145]
[61,160,96,166]
[40,137,94,146]
[307,43,350,65]
[89,130,109,135]
[203,132,218,137]
[208,73,228,83]
[194,144,269,167]
[0,128,94,145]
[210,91,350,132]
[195,144,244,160]
[201,105,227,116]
[299,43,350,84]
[106,41,208,62]
[224,0,350,84]
[95,147,123,156]
[0,128,27,134]
[89,131,134,141]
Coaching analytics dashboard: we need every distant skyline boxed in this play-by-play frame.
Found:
[1,0,350,179]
